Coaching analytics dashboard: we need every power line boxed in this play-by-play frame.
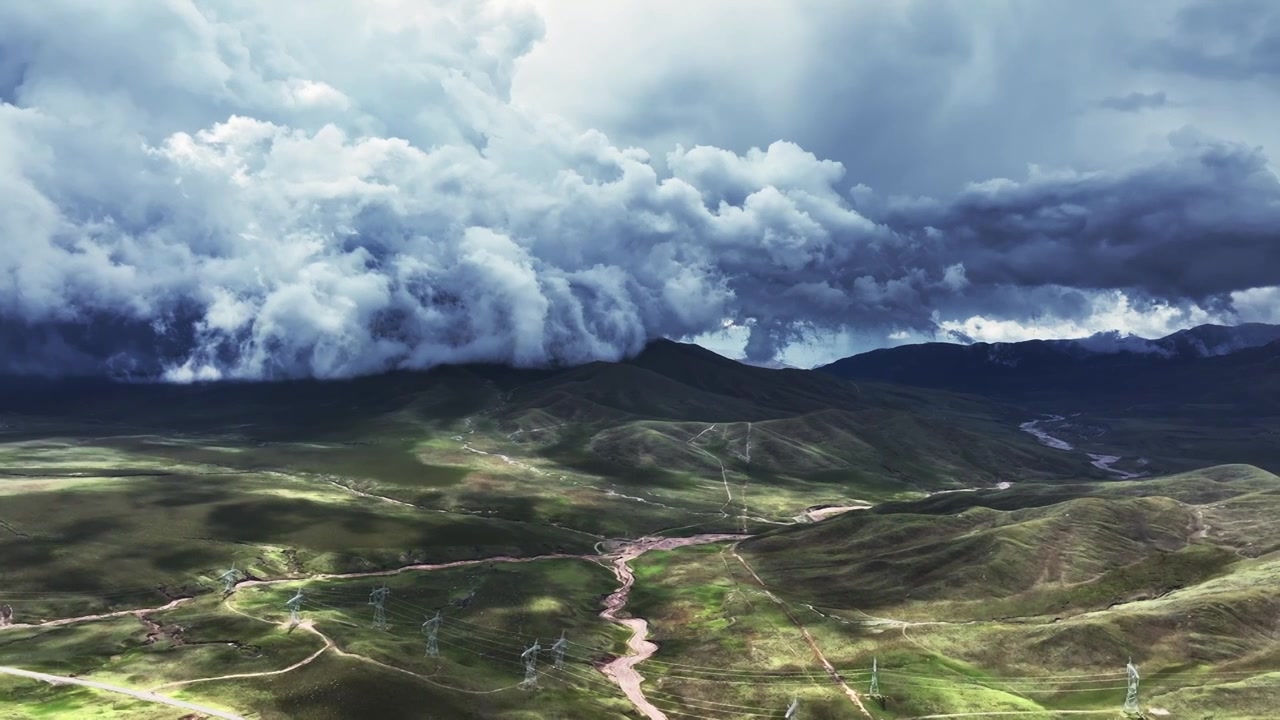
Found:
[12,570,1280,720]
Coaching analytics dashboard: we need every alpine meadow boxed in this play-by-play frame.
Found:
[4,1,1280,719]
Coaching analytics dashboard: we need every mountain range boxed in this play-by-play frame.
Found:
[3,322,1277,485]
[0,339,1088,494]
[819,322,1280,400]
[3,323,1279,719]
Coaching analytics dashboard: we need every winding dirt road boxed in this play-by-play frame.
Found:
[148,628,333,692]
[0,597,194,633]
[233,552,592,591]
[0,665,245,719]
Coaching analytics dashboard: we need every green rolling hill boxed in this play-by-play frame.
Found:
[0,339,1091,496]
[741,464,1280,616]
[4,339,1280,718]
[731,464,1280,716]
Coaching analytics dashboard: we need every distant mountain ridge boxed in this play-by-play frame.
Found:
[1061,322,1280,358]
[819,317,1280,420]
[0,337,1089,491]
[819,322,1280,390]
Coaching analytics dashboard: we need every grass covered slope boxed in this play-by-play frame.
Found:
[749,494,1230,621]
[501,340,1088,491]
[726,465,1280,717]
[0,558,635,720]
[8,342,1277,717]
[1,339,1092,530]
[742,465,1280,618]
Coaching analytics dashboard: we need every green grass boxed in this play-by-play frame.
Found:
[742,493,1231,620]
[0,558,636,719]
[0,460,595,621]
[233,558,628,664]
[727,466,1280,717]
[0,676,176,719]
[206,558,633,718]
[627,543,858,719]
[1,342,1278,718]
[215,649,635,720]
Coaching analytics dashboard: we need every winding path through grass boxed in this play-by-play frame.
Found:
[0,665,246,719]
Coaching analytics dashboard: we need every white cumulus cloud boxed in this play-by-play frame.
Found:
[1,0,1278,379]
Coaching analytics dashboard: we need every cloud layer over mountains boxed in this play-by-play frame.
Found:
[2,0,1279,380]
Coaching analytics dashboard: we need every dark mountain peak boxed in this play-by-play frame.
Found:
[637,337,730,361]
[1155,322,1280,358]
[818,321,1280,411]
[823,322,1280,376]
[629,335,747,368]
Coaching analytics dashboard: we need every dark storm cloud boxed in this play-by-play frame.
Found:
[1099,91,1168,112]
[891,131,1280,302]
[848,119,1280,317]
[0,1,1278,378]
[1143,0,1280,79]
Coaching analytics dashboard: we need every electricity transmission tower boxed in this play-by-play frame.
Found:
[219,564,239,594]
[422,611,441,657]
[369,584,391,630]
[869,656,880,697]
[1124,657,1140,714]
[785,696,800,719]
[519,640,541,690]
[551,630,567,670]
[285,590,305,624]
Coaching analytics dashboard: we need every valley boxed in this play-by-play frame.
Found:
[6,0,1280,715]
[1,338,1278,718]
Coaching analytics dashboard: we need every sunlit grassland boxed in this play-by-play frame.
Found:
[0,597,323,692]
[220,558,634,719]
[0,439,596,621]
[0,556,637,719]
[731,467,1280,718]
[627,543,857,719]
[0,675,176,720]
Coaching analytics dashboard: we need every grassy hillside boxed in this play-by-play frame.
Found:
[497,340,1089,491]
[1,339,1092,504]
[593,466,1280,718]
[742,465,1280,617]
[6,343,1278,717]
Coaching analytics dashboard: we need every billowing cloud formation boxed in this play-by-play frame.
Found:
[1,0,1279,379]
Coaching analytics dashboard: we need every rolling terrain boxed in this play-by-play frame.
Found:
[710,464,1280,718]
[0,338,1278,718]
[819,324,1280,396]
[821,325,1280,475]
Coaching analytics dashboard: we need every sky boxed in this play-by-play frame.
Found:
[1,0,1279,378]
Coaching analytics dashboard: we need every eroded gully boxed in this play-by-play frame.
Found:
[596,534,747,720]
